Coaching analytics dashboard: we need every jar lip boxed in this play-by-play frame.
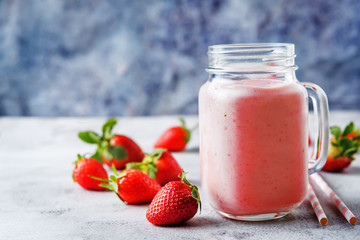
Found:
[207,43,297,73]
[208,43,295,56]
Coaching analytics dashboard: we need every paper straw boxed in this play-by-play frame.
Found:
[307,183,328,225]
[311,173,357,225]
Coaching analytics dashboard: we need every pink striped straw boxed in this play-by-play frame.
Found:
[311,173,357,225]
[307,183,328,225]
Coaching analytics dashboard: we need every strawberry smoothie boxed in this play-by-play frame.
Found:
[199,79,309,218]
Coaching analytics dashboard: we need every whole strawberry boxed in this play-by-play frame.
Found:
[322,122,360,172]
[79,118,144,169]
[126,148,182,186]
[73,155,108,191]
[146,171,201,225]
[93,167,161,204]
[154,118,194,152]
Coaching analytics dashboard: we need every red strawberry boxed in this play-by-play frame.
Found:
[101,135,144,169]
[146,171,201,225]
[154,118,193,152]
[95,167,161,204]
[126,148,182,186]
[322,122,360,172]
[73,155,108,191]
[78,118,144,169]
[323,156,352,172]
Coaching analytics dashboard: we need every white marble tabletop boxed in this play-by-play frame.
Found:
[0,112,359,239]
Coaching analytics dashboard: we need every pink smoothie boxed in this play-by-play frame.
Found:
[199,79,309,215]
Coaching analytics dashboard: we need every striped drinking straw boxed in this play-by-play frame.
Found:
[311,173,357,225]
[307,183,328,225]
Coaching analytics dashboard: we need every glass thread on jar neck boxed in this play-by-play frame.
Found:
[206,43,298,76]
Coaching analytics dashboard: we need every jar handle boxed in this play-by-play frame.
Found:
[302,82,330,175]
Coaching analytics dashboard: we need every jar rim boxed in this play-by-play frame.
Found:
[207,43,297,74]
[208,43,295,55]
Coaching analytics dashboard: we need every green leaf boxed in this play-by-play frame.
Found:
[102,149,113,160]
[126,162,142,170]
[78,131,101,144]
[330,126,341,140]
[151,148,166,161]
[191,188,200,202]
[102,118,117,139]
[353,135,360,140]
[90,149,103,163]
[339,138,354,150]
[344,147,359,157]
[112,164,119,176]
[179,117,191,143]
[113,182,119,194]
[109,145,127,160]
[343,122,355,137]
[110,175,117,182]
[147,164,158,180]
[89,175,110,182]
[184,129,191,143]
[99,183,114,191]
[179,117,186,128]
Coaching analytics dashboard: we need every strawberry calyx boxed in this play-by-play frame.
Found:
[74,154,85,165]
[125,148,166,180]
[179,118,199,143]
[78,118,127,163]
[179,118,192,143]
[179,170,201,212]
[90,165,127,203]
[330,122,360,161]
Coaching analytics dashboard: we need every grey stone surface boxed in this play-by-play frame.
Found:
[1,0,360,116]
[0,113,359,239]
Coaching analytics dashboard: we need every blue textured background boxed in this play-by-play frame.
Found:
[1,0,359,116]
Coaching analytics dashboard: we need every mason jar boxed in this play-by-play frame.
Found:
[199,43,329,221]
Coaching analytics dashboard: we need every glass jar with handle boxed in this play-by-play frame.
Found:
[199,43,329,221]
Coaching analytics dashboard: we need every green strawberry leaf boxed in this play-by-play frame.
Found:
[330,126,341,140]
[78,131,101,144]
[147,163,158,180]
[126,162,142,170]
[109,145,127,160]
[344,147,358,157]
[110,175,117,182]
[89,175,110,182]
[343,122,355,137]
[99,183,114,191]
[91,149,103,163]
[151,148,166,161]
[102,149,113,160]
[353,135,360,140]
[339,138,354,150]
[77,154,83,161]
[102,118,117,139]
[179,117,191,143]
[185,129,191,143]
[179,117,186,128]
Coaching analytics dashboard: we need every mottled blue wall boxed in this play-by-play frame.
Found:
[1,0,359,116]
